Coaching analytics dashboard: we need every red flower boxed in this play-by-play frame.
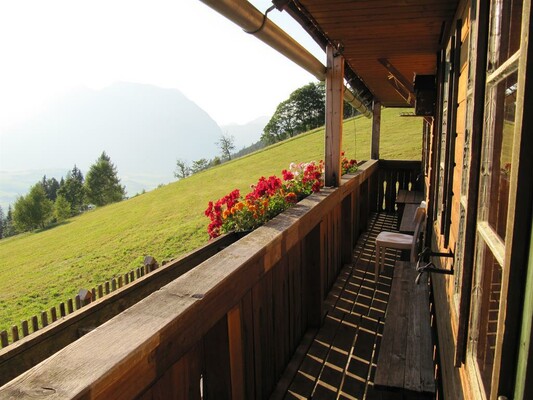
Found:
[282,169,294,181]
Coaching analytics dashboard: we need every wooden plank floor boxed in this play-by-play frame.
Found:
[273,213,406,400]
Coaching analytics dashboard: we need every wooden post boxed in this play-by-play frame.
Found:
[31,316,39,333]
[372,101,381,159]
[21,320,29,337]
[59,302,66,317]
[325,44,344,187]
[0,331,8,348]
[51,307,57,322]
[41,311,48,327]
[11,326,19,342]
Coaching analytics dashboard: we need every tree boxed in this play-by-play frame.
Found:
[13,183,53,231]
[190,158,210,174]
[217,134,235,161]
[41,175,60,201]
[174,159,190,179]
[57,165,85,215]
[3,205,15,237]
[0,206,4,239]
[85,152,126,206]
[54,194,72,222]
[261,81,359,145]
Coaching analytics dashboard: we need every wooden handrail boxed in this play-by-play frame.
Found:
[0,161,383,399]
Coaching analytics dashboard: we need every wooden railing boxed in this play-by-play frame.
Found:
[375,160,422,212]
[0,233,235,386]
[0,160,423,399]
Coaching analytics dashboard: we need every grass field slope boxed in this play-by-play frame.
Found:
[0,108,421,332]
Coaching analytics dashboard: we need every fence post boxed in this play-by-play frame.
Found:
[51,307,58,322]
[111,278,117,291]
[0,331,8,348]
[21,320,29,337]
[67,299,74,314]
[11,326,19,342]
[59,302,66,317]
[31,316,39,333]
[41,311,48,328]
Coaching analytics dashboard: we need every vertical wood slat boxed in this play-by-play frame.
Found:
[143,344,203,400]
[41,312,48,328]
[67,299,73,314]
[203,315,232,399]
[272,256,290,380]
[227,305,245,400]
[305,225,323,328]
[75,295,81,310]
[50,307,57,322]
[21,320,29,337]
[11,326,19,342]
[31,316,39,333]
[241,291,256,399]
[59,302,66,317]
[0,331,8,348]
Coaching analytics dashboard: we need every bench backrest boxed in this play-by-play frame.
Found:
[410,206,426,262]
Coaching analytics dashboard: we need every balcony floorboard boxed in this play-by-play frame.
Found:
[273,212,405,400]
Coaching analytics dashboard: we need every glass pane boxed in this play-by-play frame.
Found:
[486,72,517,240]
[476,243,502,396]
[488,0,523,71]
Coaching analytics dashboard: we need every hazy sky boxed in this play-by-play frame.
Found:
[0,0,324,129]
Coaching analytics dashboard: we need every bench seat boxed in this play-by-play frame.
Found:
[374,261,435,397]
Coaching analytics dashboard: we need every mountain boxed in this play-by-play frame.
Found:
[0,82,223,207]
[221,116,269,150]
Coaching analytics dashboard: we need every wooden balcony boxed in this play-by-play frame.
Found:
[0,159,426,399]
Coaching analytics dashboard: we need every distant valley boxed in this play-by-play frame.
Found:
[0,83,268,208]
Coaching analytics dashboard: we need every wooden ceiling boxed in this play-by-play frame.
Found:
[296,0,459,107]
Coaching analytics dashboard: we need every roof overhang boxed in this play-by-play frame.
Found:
[285,0,459,107]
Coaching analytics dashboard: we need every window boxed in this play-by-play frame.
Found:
[469,0,523,397]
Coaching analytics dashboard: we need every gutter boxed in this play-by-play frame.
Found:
[199,0,372,118]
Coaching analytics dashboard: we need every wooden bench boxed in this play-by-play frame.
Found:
[399,203,420,234]
[396,190,424,229]
[374,261,435,398]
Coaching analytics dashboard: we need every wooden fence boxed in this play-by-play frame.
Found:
[0,160,380,399]
[0,233,236,386]
[1,260,158,348]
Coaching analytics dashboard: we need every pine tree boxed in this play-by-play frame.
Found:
[85,152,126,206]
[0,206,4,239]
[57,165,85,215]
[41,176,60,201]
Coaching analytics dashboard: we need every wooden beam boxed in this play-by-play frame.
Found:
[378,58,415,92]
[371,101,381,159]
[325,44,344,187]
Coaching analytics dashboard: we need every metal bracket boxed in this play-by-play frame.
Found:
[415,247,454,284]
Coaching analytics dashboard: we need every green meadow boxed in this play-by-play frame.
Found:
[0,108,421,333]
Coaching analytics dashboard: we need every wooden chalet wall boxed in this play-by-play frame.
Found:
[427,0,533,399]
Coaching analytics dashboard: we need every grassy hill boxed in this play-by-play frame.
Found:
[0,108,421,333]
